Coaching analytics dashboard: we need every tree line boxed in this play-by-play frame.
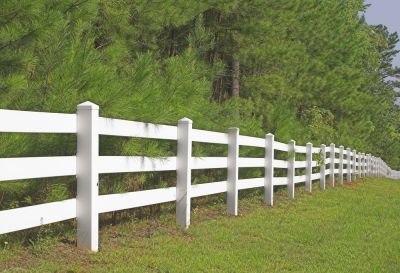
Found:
[0,0,399,228]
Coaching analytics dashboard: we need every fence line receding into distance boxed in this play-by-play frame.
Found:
[0,101,398,251]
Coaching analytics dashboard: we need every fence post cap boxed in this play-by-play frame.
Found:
[228,127,239,133]
[77,101,99,110]
[266,132,274,137]
[306,142,313,146]
[178,117,192,124]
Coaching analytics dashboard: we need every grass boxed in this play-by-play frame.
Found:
[1,177,400,272]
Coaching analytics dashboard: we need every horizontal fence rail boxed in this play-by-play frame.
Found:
[0,101,398,252]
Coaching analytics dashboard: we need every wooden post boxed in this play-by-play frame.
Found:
[77,101,99,252]
[346,148,351,182]
[338,145,344,185]
[377,158,379,177]
[320,144,326,190]
[358,152,362,178]
[375,157,378,177]
[227,128,239,215]
[367,154,371,176]
[384,161,386,177]
[329,143,335,187]
[370,154,372,176]
[379,158,382,177]
[363,153,366,177]
[288,140,295,198]
[305,142,313,192]
[372,156,376,176]
[352,149,357,181]
[375,158,379,177]
[176,118,192,229]
[360,153,364,177]
[265,133,274,206]
[378,158,381,177]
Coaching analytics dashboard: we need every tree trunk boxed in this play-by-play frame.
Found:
[232,60,240,97]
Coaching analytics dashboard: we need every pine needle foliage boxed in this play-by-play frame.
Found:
[0,0,399,240]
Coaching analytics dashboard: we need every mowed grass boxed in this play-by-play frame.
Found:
[1,178,400,272]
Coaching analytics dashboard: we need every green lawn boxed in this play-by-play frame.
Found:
[1,178,400,272]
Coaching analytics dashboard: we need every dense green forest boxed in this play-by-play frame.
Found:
[0,0,399,230]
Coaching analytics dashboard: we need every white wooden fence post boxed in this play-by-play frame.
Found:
[305,142,313,192]
[376,157,379,177]
[374,156,376,177]
[385,162,387,177]
[372,156,375,176]
[384,161,387,177]
[338,145,344,185]
[373,156,376,176]
[383,162,385,177]
[346,148,351,182]
[329,143,335,187]
[77,101,99,252]
[378,158,381,177]
[384,160,386,177]
[361,153,364,177]
[383,161,385,177]
[363,153,366,177]
[379,158,381,177]
[367,154,371,176]
[265,133,274,205]
[363,153,367,177]
[227,127,239,215]
[320,144,326,190]
[176,118,192,229]
[370,155,372,176]
[352,149,357,181]
[288,140,295,198]
[379,158,382,177]
[358,152,362,178]
[371,155,373,176]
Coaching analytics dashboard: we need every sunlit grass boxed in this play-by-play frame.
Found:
[1,178,399,272]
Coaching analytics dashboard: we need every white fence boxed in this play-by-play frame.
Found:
[0,101,398,251]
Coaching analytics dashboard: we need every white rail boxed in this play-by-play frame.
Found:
[0,101,397,252]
